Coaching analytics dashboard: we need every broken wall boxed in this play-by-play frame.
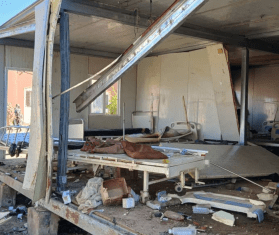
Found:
[136,45,239,141]
[233,64,279,132]
[0,46,137,138]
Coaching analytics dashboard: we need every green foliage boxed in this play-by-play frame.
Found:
[106,86,118,115]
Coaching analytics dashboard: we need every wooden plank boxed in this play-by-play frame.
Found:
[57,11,71,192]
[22,0,50,201]
[207,44,239,141]
[0,45,4,160]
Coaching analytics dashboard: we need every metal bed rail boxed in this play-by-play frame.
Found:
[0,125,30,146]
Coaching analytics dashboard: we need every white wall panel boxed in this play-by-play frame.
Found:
[207,44,239,141]
[158,53,189,131]
[137,49,224,140]
[136,56,161,131]
[188,49,222,140]
[5,46,34,69]
[52,52,89,137]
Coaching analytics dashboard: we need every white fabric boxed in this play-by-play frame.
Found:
[76,177,103,213]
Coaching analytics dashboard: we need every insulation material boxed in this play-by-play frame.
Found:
[76,177,103,213]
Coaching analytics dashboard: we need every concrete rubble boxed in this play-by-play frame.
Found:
[212,210,235,226]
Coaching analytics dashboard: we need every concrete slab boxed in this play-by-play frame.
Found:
[162,143,279,179]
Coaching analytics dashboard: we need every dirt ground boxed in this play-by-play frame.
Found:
[92,178,279,235]
[1,159,279,235]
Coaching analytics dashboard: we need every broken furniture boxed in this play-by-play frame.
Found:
[67,147,209,203]
[0,126,30,157]
[169,191,266,222]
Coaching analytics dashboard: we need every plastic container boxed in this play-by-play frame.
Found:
[164,211,184,221]
[146,200,161,210]
[192,205,214,214]
[169,225,197,235]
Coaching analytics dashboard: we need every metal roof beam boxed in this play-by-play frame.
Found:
[0,38,119,58]
[62,0,279,54]
[73,0,208,112]
[0,20,35,39]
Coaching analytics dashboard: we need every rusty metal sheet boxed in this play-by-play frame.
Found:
[39,199,138,235]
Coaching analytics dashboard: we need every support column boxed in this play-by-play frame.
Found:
[0,182,16,207]
[0,45,5,160]
[57,11,70,192]
[28,207,60,235]
[239,48,249,145]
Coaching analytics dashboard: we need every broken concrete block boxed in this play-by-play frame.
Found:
[257,193,274,201]
[212,211,235,226]
[27,207,60,235]
[0,182,16,207]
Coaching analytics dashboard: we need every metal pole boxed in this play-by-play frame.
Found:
[123,102,125,140]
[239,48,249,145]
[57,10,70,192]
[210,162,271,192]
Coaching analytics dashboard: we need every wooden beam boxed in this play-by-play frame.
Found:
[57,10,71,192]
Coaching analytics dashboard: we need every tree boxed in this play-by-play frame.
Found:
[106,86,118,115]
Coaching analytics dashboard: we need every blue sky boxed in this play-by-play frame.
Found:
[0,0,37,26]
